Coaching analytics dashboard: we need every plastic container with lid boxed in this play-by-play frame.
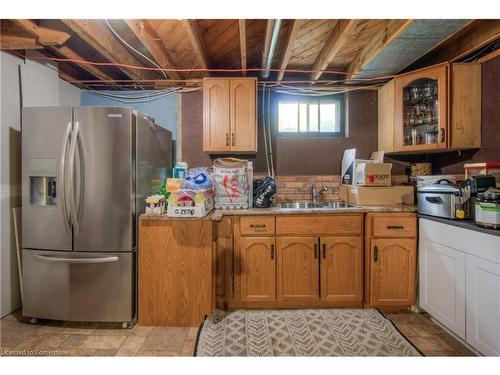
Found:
[475,188,500,229]
[173,162,188,179]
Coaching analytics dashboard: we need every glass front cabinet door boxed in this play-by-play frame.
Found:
[395,64,448,152]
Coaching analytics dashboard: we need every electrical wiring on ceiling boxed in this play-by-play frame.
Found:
[104,19,168,80]
[19,53,394,79]
[82,85,201,103]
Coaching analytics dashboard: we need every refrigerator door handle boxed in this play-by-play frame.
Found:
[59,122,72,234]
[68,121,80,235]
[34,254,119,264]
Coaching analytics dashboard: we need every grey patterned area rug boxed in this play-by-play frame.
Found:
[195,309,421,356]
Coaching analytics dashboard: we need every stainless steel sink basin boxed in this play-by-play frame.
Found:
[319,202,358,208]
[275,201,358,209]
[276,202,321,209]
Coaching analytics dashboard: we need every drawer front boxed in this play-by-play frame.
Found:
[22,249,134,322]
[372,216,416,238]
[276,215,362,236]
[240,216,275,235]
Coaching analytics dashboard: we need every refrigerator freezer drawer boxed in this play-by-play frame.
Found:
[22,249,134,322]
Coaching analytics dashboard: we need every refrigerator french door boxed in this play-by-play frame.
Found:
[22,107,135,323]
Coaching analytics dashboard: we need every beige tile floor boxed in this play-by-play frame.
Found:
[1,308,475,357]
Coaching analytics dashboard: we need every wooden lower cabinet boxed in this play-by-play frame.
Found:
[320,237,363,303]
[239,237,276,302]
[369,238,416,306]
[139,219,214,326]
[277,237,319,302]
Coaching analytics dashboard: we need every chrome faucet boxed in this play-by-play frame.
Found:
[312,183,328,205]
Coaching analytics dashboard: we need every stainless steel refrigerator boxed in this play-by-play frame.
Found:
[21,106,172,325]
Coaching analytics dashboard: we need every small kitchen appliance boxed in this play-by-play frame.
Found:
[417,179,462,219]
[475,188,500,229]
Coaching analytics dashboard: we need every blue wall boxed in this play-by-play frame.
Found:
[80,91,179,140]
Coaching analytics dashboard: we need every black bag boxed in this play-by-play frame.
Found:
[253,177,276,208]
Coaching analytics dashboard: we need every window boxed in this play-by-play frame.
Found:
[276,95,345,136]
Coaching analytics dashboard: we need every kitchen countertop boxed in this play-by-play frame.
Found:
[140,204,418,222]
[419,214,500,237]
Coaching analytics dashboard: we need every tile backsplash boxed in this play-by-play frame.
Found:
[254,175,341,203]
[253,175,410,203]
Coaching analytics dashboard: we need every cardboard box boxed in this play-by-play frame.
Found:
[354,162,392,186]
[340,185,414,206]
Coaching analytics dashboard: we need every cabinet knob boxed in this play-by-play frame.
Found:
[322,243,326,259]
[271,244,275,260]
[225,133,229,146]
[231,133,235,146]
[374,246,379,262]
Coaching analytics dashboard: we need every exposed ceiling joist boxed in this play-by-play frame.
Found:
[311,19,358,82]
[61,19,157,81]
[11,19,71,46]
[46,45,122,89]
[238,20,247,76]
[0,34,42,49]
[182,19,210,74]
[124,20,181,80]
[277,19,303,82]
[346,19,414,78]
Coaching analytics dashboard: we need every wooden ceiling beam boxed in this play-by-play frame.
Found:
[311,19,358,82]
[61,19,157,81]
[346,19,414,78]
[0,34,42,49]
[238,20,247,76]
[277,20,303,82]
[182,19,210,75]
[124,20,181,80]
[11,19,71,46]
[46,45,123,89]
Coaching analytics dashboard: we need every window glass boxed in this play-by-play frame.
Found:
[278,102,299,132]
[299,102,308,132]
[319,102,337,132]
[277,96,343,135]
[309,103,319,131]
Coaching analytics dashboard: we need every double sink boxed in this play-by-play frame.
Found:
[276,201,358,209]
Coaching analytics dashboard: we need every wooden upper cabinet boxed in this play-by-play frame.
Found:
[378,62,481,153]
[369,238,416,306]
[230,79,257,152]
[451,63,481,149]
[395,64,448,152]
[203,77,257,153]
[277,237,319,302]
[320,237,363,303]
[239,237,276,302]
[203,79,230,152]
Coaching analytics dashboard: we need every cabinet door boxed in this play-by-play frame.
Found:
[451,63,481,149]
[320,237,362,303]
[370,238,416,306]
[230,79,257,152]
[395,64,448,152]
[277,237,319,302]
[203,79,230,152]
[419,238,466,340]
[466,254,500,355]
[239,237,276,302]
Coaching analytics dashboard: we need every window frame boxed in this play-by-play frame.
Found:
[274,93,346,138]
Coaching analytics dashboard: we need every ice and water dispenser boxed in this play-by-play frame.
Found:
[29,159,58,206]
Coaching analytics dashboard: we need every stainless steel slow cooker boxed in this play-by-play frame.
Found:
[475,188,500,229]
[417,179,461,219]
